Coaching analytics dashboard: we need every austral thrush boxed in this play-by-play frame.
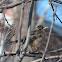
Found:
[21,25,48,53]
[30,25,48,53]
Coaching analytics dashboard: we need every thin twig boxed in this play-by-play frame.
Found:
[32,54,62,62]
[49,48,62,53]
[5,17,12,27]
[18,0,34,62]
[51,3,62,23]
[4,26,13,41]
[18,0,25,52]
[40,5,57,62]
[36,5,51,27]
[0,0,31,9]
[53,0,62,5]
[57,58,62,62]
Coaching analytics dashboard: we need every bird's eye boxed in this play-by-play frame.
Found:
[37,25,44,30]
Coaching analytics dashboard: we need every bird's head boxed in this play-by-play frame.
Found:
[37,25,48,30]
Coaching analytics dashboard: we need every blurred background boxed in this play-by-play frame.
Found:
[0,0,62,62]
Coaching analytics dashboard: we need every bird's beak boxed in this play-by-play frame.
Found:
[43,27,48,29]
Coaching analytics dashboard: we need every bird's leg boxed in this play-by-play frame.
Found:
[31,44,38,53]
[34,47,43,54]
[36,48,43,54]
[37,50,43,53]
[31,47,34,52]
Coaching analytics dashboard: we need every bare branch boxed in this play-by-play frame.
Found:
[5,17,13,27]
[40,5,57,62]
[51,3,62,23]
[0,0,31,9]
[36,5,51,27]
[49,48,62,53]
[53,0,62,4]
[32,54,62,62]
[57,58,62,62]
[18,0,34,62]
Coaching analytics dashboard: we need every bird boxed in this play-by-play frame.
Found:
[21,25,48,53]
[29,25,48,53]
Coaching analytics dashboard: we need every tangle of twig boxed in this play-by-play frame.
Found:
[18,0,34,62]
